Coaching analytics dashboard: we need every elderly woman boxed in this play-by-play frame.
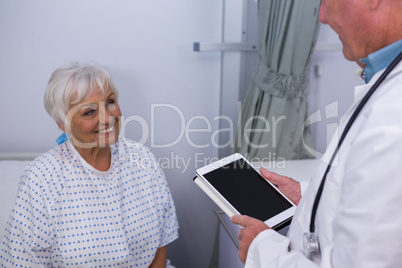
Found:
[0,62,179,267]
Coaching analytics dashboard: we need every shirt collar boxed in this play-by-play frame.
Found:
[360,39,402,84]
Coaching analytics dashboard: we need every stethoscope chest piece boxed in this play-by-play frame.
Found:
[303,52,402,262]
[303,232,320,261]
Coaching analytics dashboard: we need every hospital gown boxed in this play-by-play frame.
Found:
[0,137,179,267]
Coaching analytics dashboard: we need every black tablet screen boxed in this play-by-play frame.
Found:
[202,159,292,221]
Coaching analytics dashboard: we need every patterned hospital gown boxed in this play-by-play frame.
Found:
[0,137,179,267]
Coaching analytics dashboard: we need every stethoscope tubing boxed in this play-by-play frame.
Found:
[309,51,402,234]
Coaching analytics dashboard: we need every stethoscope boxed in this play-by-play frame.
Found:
[303,51,402,261]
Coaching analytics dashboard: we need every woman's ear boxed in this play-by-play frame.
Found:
[57,122,65,132]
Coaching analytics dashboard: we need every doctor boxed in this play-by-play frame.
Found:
[231,0,402,267]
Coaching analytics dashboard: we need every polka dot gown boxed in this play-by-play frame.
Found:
[0,137,179,267]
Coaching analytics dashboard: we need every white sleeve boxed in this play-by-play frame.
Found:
[246,124,402,267]
[154,166,179,247]
[299,180,310,196]
[144,148,179,247]
[245,230,319,268]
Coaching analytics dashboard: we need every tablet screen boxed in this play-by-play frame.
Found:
[202,158,292,221]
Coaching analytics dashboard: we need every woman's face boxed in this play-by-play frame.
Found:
[65,87,122,149]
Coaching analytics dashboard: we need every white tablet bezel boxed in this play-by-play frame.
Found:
[195,153,296,228]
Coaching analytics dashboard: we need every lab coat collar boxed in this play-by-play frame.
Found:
[353,69,384,104]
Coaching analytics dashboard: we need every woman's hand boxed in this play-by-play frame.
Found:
[149,246,167,268]
[260,167,301,205]
[230,215,270,264]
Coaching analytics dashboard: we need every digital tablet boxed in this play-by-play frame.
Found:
[195,153,296,229]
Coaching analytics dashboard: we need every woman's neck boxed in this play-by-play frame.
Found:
[74,144,112,171]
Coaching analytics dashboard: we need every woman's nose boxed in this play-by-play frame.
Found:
[99,102,114,124]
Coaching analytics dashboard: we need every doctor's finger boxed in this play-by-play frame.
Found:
[260,167,291,186]
[237,228,245,240]
[238,242,248,264]
[231,215,253,227]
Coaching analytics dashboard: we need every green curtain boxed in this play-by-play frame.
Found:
[234,0,321,160]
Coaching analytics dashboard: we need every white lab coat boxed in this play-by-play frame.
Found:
[245,62,402,268]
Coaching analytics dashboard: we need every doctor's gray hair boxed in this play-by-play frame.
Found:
[44,62,119,126]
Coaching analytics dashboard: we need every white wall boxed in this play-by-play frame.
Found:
[0,1,225,267]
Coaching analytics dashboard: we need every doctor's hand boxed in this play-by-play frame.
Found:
[231,215,270,264]
[260,167,301,205]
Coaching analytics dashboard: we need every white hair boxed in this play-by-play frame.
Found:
[44,62,119,125]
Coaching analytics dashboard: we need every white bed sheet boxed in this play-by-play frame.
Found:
[0,160,31,241]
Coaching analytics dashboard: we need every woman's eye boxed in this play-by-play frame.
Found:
[84,109,95,116]
[108,100,116,111]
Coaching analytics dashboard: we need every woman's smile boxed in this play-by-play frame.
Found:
[97,125,115,134]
